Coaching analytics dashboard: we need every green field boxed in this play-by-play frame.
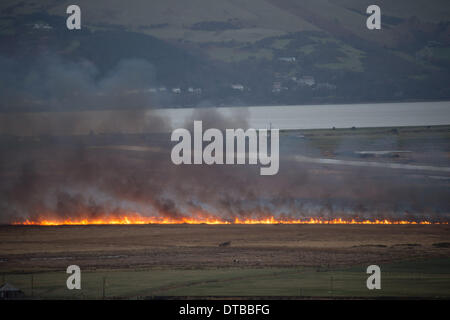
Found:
[3,258,449,299]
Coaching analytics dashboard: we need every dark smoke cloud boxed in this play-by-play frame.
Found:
[0,53,170,135]
[1,136,449,224]
[0,54,159,111]
[0,54,449,224]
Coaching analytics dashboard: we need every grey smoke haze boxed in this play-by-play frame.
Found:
[1,134,449,224]
[0,54,159,111]
[0,53,170,134]
[186,107,250,130]
[0,54,449,224]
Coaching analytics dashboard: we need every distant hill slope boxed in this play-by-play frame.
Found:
[0,0,449,110]
[1,0,318,44]
[2,0,449,43]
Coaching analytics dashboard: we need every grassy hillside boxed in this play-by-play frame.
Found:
[2,0,449,42]
[0,0,449,109]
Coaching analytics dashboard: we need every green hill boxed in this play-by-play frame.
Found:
[0,0,449,110]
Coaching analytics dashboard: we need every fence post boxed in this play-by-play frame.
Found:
[330,275,333,295]
[31,274,34,298]
[102,276,106,299]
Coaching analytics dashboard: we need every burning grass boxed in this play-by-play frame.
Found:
[11,215,446,226]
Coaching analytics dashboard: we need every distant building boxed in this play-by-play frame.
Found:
[272,82,282,93]
[188,87,202,94]
[231,84,245,91]
[33,23,52,30]
[278,57,296,63]
[272,81,288,93]
[172,88,181,94]
[298,76,315,87]
[146,88,158,93]
[0,283,25,300]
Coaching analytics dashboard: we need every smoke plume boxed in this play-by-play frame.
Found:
[0,54,449,224]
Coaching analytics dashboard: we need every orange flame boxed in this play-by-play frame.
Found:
[11,214,446,226]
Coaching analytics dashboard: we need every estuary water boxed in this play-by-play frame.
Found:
[158,101,450,130]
